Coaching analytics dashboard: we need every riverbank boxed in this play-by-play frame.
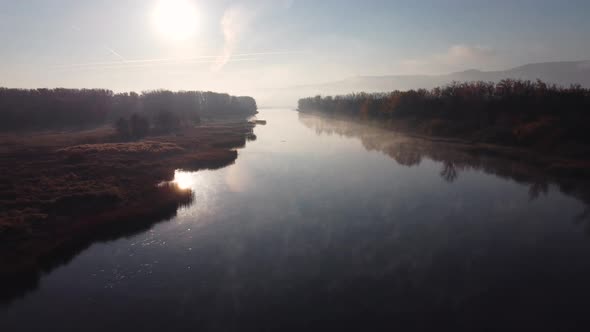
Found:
[0,122,255,280]
[297,108,590,178]
[298,80,590,161]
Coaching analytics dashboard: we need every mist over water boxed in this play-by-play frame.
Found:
[2,109,590,330]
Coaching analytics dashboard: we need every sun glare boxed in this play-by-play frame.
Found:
[153,0,199,41]
[174,171,195,190]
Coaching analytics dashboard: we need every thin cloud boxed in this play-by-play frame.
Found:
[400,44,497,74]
[441,45,495,64]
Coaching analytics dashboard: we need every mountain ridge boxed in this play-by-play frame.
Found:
[259,60,590,106]
[299,60,590,89]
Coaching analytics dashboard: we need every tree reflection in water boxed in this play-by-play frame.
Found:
[298,111,590,228]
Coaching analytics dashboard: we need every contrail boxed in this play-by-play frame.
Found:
[51,51,302,69]
[104,46,127,63]
[68,23,127,63]
[50,57,263,72]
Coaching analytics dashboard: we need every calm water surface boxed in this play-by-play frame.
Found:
[3,109,590,331]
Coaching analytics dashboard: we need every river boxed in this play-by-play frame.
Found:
[2,109,590,331]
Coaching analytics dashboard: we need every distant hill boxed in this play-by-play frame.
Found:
[261,61,590,106]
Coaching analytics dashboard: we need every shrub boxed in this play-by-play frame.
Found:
[115,117,130,138]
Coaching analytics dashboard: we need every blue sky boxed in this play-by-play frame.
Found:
[0,0,589,96]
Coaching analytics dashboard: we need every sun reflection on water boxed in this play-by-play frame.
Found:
[173,170,195,190]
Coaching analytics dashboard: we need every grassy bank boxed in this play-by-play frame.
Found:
[0,122,255,282]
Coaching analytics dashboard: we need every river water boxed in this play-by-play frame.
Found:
[2,109,590,331]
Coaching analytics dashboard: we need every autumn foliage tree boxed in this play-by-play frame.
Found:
[298,79,590,147]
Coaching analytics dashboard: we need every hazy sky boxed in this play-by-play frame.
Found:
[1,0,589,96]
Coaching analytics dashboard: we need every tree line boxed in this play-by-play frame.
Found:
[298,79,590,147]
[0,88,257,131]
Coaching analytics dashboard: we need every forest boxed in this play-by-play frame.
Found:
[0,88,257,131]
[298,79,590,151]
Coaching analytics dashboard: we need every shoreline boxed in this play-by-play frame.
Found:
[298,110,590,177]
[0,121,256,294]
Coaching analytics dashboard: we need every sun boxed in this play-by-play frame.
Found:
[153,0,199,41]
